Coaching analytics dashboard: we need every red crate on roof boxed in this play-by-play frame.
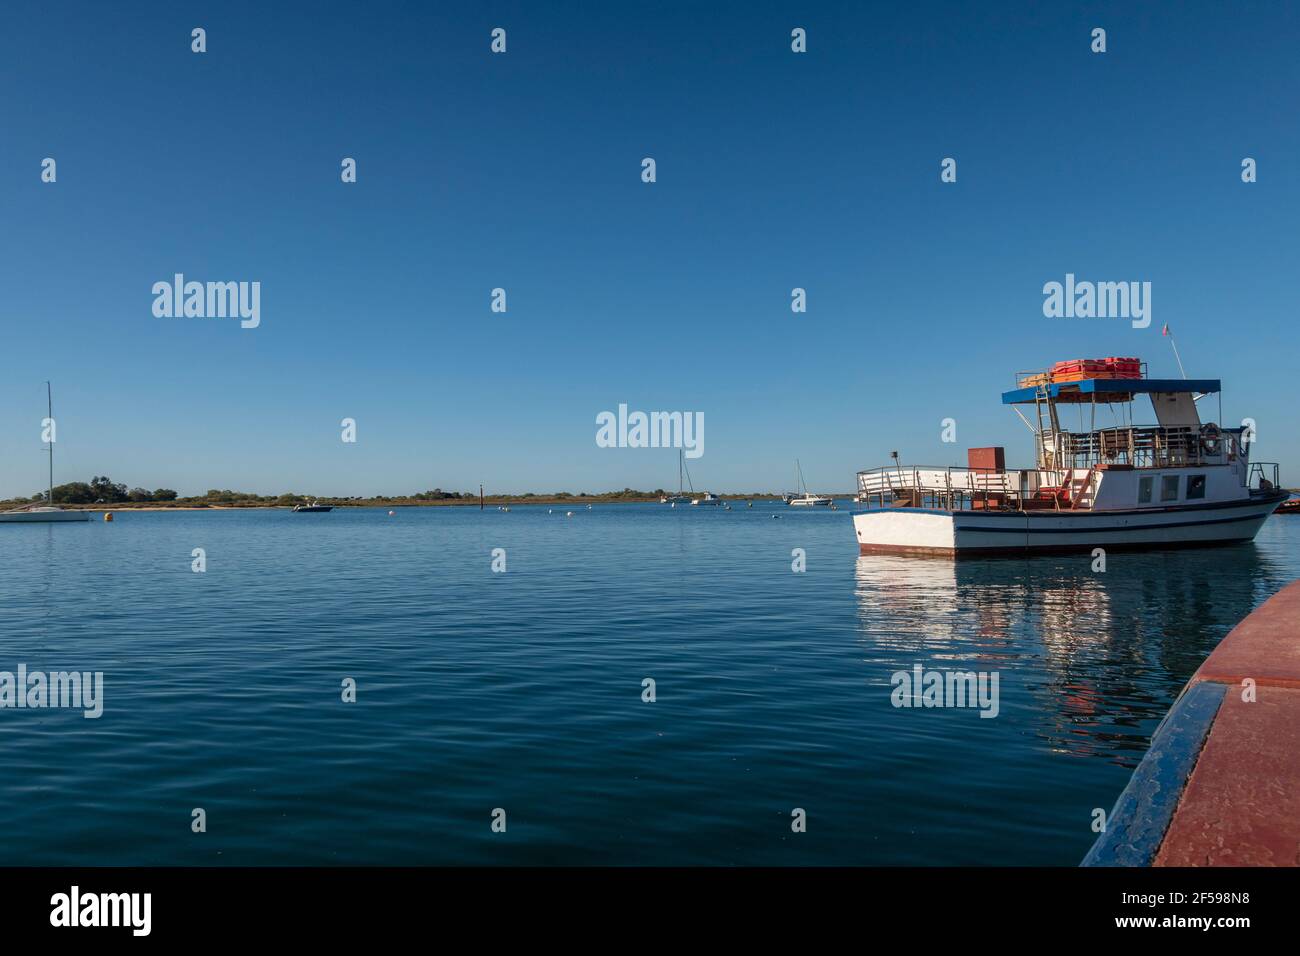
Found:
[1051,358,1107,382]
[1103,356,1142,379]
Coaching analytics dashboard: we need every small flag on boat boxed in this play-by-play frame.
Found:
[1162,323,1170,336]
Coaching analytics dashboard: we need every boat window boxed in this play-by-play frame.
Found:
[1161,475,1180,502]
[1187,474,1207,500]
[1138,476,1154,504]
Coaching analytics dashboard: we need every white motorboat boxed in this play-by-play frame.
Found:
[787,459,832,506]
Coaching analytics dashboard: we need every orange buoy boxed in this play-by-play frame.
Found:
[104,512,113,522]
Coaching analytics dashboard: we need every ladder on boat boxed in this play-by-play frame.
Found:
[1068,466,1097,510]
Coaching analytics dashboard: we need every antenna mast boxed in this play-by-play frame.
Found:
[46,381,54,505]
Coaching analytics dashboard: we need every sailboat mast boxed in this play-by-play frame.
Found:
[47,381,54,505]
[679,449,683,495]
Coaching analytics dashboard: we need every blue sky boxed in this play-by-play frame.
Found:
[2,1,1296,497]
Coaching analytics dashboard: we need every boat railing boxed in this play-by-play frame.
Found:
[856,465,1026,511]
[1248,462,1281,491]
[855,464,1110,512]
[1052,424,1231,469]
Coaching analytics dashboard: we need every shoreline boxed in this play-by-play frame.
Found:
[6,489,1294,513]
[4,494,849,512]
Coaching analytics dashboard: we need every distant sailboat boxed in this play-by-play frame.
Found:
[679,454,721,505]
[0,382,91,523]
[787,459,832,507]
[662,450,692,504]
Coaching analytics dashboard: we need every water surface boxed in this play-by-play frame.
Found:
[1,503,1296,865]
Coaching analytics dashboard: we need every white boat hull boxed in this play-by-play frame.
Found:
[851,493,1286,556]
[0,508,91,523]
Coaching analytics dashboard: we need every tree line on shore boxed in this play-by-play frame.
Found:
[7,479,683,508]
[38,476,179,504]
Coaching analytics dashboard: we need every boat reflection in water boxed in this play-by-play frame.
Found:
[852,547,1281,766]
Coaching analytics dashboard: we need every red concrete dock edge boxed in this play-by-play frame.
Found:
[1083,579,1300,867]
[1155,580,1300,866]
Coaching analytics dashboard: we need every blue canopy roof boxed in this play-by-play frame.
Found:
[1001,378,1221,405]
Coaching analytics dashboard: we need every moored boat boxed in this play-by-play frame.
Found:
[0,506,91,523]
[662,450,693,504]
[787,459,832,506]
[852,359,1286,556]
[293,501,333,512]
[0,383,90,524]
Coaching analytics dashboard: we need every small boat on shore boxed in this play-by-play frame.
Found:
[292,501,333,513]
[0,383,90,524]
[852,358,1286,556]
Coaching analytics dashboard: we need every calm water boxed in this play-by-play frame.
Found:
[1,503,1296,865]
